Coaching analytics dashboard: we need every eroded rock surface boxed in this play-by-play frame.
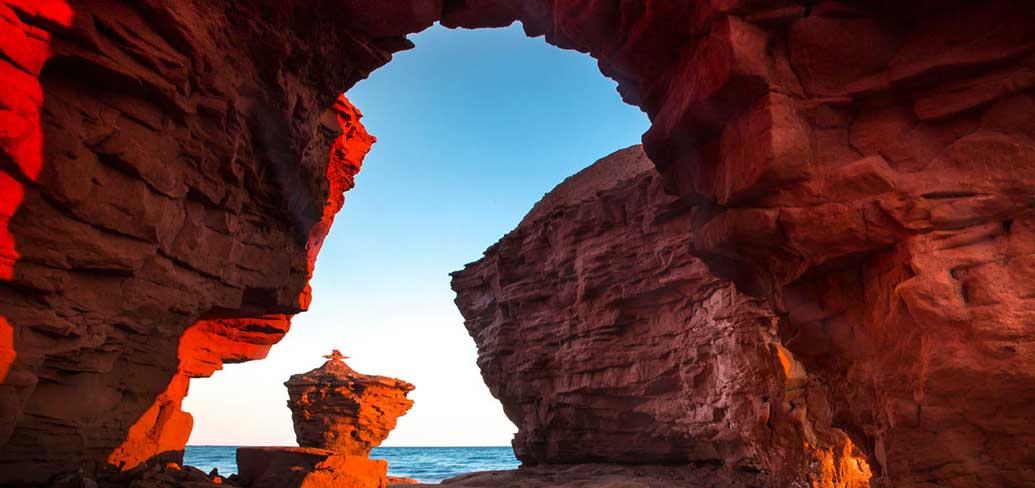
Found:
[228,353,412,488]
[0,1,377,483]
[452,146,870,487]
[237,447,388,488]
[0,1,1033,487]
[286,352,414,456]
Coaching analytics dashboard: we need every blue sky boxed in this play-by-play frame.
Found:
[184,23,649,446]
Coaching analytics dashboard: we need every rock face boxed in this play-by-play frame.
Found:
[237,447,389,488]
[285,352,415,456]
[0,1,1034,487]
[0,0,376,480]
[232,352,413,488]
[452,146,870,487]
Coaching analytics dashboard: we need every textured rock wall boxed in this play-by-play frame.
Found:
[677,4,1035,487]
[0,0,1032,486]
[285,355,414,456]
[452,146,870,488]
[448,2,1035,486]
[236,447,389,488]
[232,355,414,488]
[0,1,378,483]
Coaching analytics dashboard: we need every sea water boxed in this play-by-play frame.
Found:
[183,445,519,484]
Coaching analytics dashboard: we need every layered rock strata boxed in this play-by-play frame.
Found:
[285,352,415,456]
[233,352,413,488]
[0,1,377,483]
[0,1,1032,487]
[452,146,870,487]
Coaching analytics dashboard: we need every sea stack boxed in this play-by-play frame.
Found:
[286,350,415,456]
[236,351,415,488]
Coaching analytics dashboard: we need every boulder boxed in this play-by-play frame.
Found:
[237,447,387,488]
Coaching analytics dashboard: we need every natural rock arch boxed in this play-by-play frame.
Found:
[0,1,1033,487]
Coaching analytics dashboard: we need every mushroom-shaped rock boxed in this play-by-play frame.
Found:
[236,352,415,488]
[286,350,415,456]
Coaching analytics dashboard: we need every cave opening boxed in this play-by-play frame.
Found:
[179,22,650,481]
[5,1,1033,486]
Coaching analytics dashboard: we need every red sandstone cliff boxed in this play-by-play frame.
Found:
[0,1,1032,487]
[452,145,870,487]
[0,1,376,480]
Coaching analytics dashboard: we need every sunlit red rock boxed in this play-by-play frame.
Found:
[286,351,414,456]
[0,1,1032,486]
[387,476,420,486]
[230,353,412,488]
[237,447,389,488]
[0,0,375,476]
[107,316,294,472]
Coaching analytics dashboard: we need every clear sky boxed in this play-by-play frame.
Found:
[183,23,649,447]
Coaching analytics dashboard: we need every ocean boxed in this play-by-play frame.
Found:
[183,446,520,484]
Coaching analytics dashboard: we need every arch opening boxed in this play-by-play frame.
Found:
[180,23,650,482]
[1,1,1033,487]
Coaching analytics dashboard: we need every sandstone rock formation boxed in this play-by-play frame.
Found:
[237,446,389,488]
[285,351,415,456]
[0,1,1033,487]
[232,352,413,488]
[0,2,376,482]
[452,146,870,488]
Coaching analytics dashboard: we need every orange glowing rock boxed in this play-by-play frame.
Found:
[107,316,294,471]
[237,447,389,488]
[231,353,413,488]
[0,318,13,383]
